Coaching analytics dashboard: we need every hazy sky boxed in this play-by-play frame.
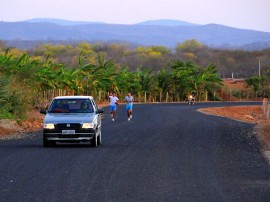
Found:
[1,0,270,32]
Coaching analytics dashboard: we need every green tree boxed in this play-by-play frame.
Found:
[194,64,223,100]
[156,68,171,101]
[245,75,266,98]
[170,60,198,100]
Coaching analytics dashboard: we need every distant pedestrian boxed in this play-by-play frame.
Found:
[124,92,134,121]
[109,92,119,121]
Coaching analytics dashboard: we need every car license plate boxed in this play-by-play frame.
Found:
[62,130,75,135]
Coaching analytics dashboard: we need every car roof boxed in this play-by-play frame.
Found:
[53,96,94,100]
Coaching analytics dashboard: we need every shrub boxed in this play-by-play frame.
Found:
[0,75,33,119]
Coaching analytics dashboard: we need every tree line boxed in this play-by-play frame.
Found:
[2,39,270,77]
[0,39,270,120]
[0,41,224,120]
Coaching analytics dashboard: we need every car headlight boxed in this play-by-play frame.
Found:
[82,123,95,129]
[44,123,55,129]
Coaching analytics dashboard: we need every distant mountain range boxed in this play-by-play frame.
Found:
[1,18,270,50]
[26,18,199,27]
[136,19,199,27]
[25,18,105,26]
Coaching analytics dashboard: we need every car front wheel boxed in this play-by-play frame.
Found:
[43,138,49,147]
[43,138,55,147]
[91,133,98,147]
[97,131,101,145]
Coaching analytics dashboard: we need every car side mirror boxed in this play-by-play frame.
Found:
[96,108,104,114]
[40,109,47,114]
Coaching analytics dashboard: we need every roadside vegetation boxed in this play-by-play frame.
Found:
[0,39,270,120]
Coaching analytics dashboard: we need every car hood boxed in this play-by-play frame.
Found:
[44,113,96,124]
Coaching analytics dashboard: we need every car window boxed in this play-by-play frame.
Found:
[48,99,94,113]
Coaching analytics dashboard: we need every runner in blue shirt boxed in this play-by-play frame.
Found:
[124,92,134,121]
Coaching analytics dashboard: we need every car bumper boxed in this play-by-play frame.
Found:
[45,137,93,141]
[43,129,96,142]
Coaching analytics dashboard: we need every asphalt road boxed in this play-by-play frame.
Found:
[1,102,270,202]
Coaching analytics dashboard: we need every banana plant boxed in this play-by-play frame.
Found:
[194,64,223,100]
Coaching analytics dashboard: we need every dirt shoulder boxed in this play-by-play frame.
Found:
[0,110,44,140]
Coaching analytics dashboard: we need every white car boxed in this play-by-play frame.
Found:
[40,96,104,147]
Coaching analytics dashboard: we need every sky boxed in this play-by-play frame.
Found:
[1,0,270,33]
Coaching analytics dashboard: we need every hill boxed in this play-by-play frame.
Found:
[1,19,270,50]
[136,19,199,27]
[25,18,104,26]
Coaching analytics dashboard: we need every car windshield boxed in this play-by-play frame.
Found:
[48,99,94,113]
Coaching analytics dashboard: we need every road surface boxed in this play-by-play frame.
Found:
[0,102,270,201]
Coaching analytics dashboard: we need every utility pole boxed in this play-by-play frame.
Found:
[259,59,261,77]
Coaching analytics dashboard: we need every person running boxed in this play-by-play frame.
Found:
[124,92,134,121]
[109,92,119,121]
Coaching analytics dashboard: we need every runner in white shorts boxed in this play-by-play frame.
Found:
[109,92,119,121]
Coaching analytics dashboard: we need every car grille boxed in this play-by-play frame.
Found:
[56,123,81,130]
